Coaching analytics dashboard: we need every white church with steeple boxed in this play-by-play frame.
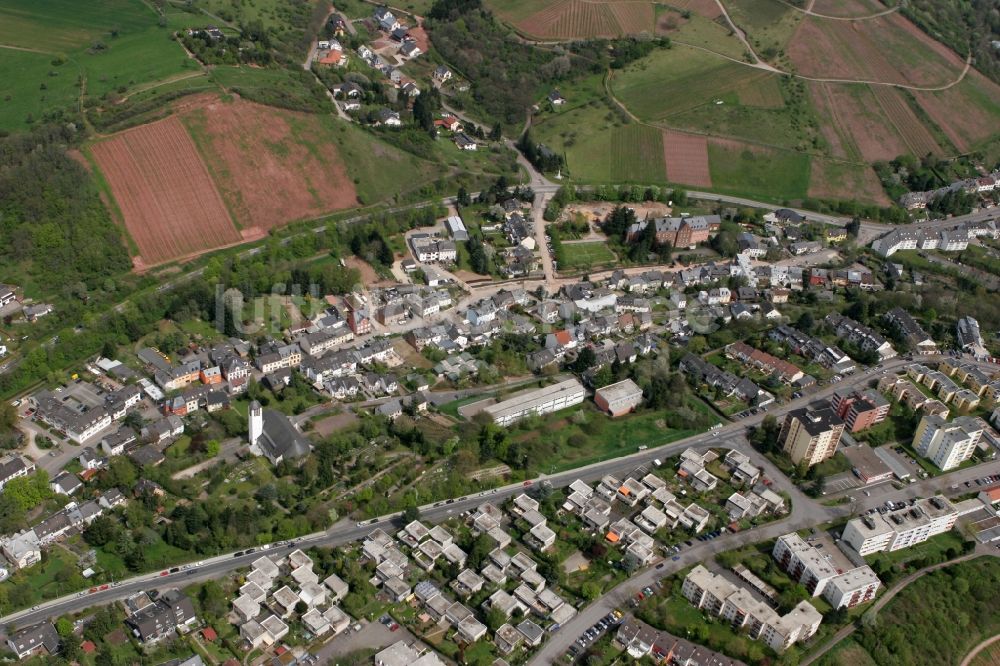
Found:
[247,400,311,465]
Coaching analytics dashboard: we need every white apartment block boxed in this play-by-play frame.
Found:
[682,565,822,653]
[842,496,958,556]
[773,533,880,609]
[772,533,838,596]
[483,378,586,426]
[913,414,984,471]
[823,567,881,609]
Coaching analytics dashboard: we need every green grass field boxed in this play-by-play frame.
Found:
[667,94,805,149]
[484,0,558,23]
[557,241,617,270]
[0,49,80,128]
[668,13,748,60]
[722,0,802,60]
[518,399,720,473]
[0,0,200,130]
[707,140,811,201]
[612,47,759,121]
[0,0,154,50]
[613,123,667,182]
[533,100,618,182]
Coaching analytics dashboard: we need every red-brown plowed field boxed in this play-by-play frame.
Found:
[607,2,655,34]
[913,69,1000,154]
[181,97,358,232]
[788,14,965,88]
[91,116,240,268]
[518,0,654,38]
[869,84,942,156]
[662,130,711,187]
[807,81,909,161]
[519,0,615,38]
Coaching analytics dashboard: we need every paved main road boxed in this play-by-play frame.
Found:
[527,452,1000,666]
[0,354,934,630]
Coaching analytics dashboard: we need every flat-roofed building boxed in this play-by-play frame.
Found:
[843,445,894,484]
[913,415,983,471]
[772,533,838,596]
[779,405,844,467]
[831,389,890,433]
[681,565,822,653]
[483,378,586,426]
[842,496,958,555]
[823,566,881,609]
[593,379,644,417]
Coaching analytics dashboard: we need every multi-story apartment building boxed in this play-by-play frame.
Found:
[682,565,822,653]
[822,567,881,609]
[772,534,838,596]
[772,533,881,609]
[913,414,984,471]
[778,406,845,467]
[841,496,958,556]
[830,388,890,433]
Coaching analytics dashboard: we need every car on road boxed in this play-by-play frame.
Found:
[523,480,533,486]
[160,571,169,577]
[672,555,680,561]
[655,563,664,569]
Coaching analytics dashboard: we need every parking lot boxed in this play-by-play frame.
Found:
[567,608,624,659]
[824,473,863,495]
[314,619,416,663]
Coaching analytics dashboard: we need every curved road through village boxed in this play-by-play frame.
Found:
[6,355,1000,658]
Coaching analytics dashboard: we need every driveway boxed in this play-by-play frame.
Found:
[313,620,415,663]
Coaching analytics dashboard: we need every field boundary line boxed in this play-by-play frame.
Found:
[960,633,1000,666]
[118,71,208,102]
[0,43,55,55]
[819,82,862,161]
[868,84,920,155]
[771,0,898,20]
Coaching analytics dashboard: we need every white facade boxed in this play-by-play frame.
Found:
[913,414,983,471]
[682,565,822,653]
[842,496,958,555]
[483,378,586,426]
[822,567,881,609]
